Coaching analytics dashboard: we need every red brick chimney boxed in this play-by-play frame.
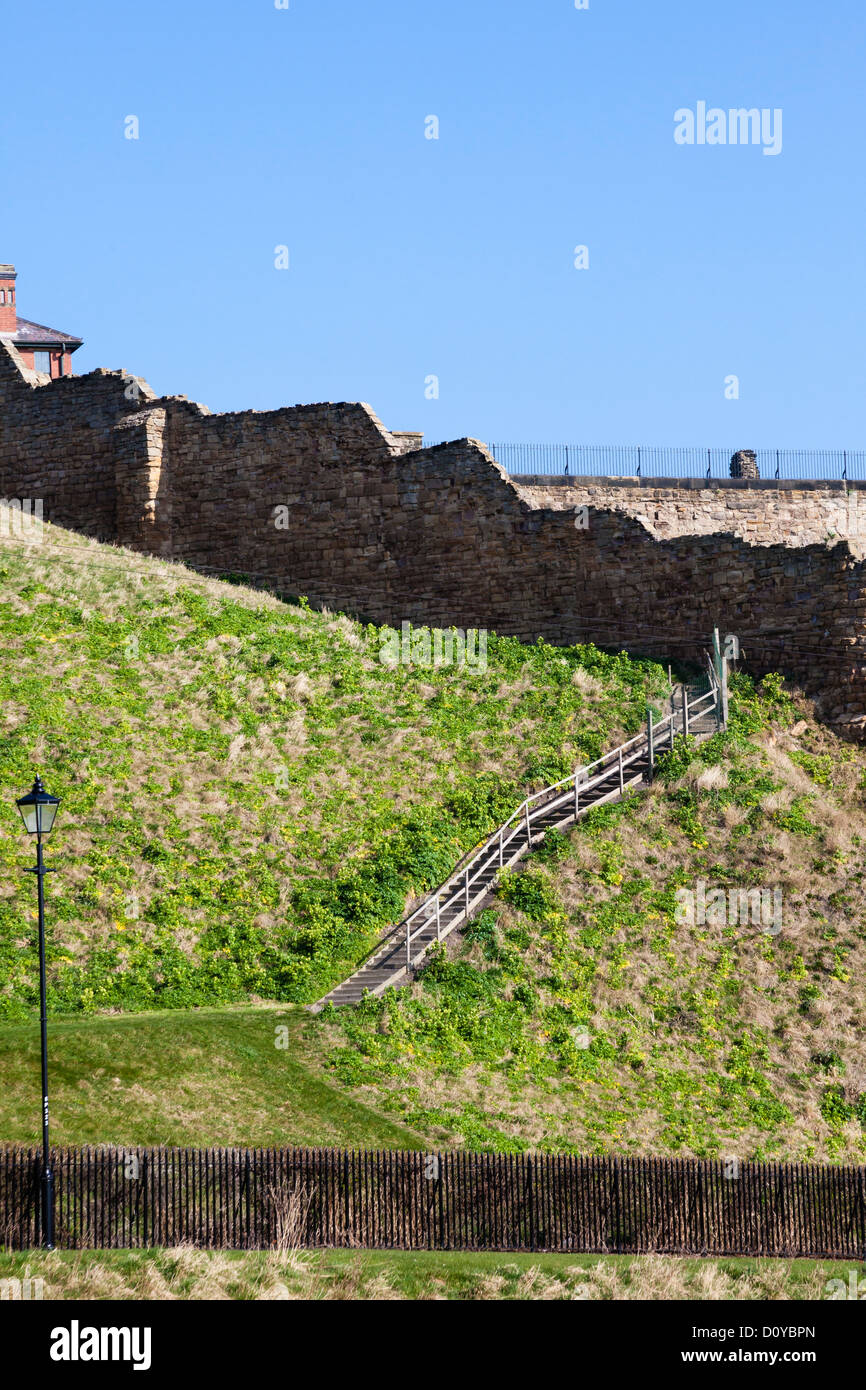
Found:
[0,266,17,334]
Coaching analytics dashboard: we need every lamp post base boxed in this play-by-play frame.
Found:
[42,1165,55,1251]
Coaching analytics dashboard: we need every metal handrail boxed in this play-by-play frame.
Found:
[403,678,722,966]
[405,727,655,951]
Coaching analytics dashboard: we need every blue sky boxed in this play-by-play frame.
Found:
[4,0,864,448]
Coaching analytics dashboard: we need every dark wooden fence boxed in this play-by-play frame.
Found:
[2,1147,865,1257]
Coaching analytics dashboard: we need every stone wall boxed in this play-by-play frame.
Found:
[2,342,866,731]
[0,339,154,540]
[516,475,866,552]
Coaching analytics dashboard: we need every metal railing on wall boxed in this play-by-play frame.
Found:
[424,442,866,481]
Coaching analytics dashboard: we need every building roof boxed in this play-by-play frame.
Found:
[0,316,83,349]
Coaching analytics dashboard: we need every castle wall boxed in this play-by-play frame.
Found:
[2,342,866,731]
[0,340,154,540]
[516,476,866,552]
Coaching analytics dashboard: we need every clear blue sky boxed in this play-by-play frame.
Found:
[5,0,864,448]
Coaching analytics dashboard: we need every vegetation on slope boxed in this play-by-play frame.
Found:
[5,524,866,1169]
[312,675,866,1163]
[0,521,667,1015]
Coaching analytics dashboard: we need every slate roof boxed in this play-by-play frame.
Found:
[0,316,83,348]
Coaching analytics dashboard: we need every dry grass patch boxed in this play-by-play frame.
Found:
[0,1247,844,1301]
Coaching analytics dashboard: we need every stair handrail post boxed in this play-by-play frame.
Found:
[574,768,580,819]
[499,826,504,868]
[464,866,469,919]
[683,685,690,740]
[712,626,730,732]
[647,705,654,784]
[706,649,722,733]
[524,801,531,844]
[618,745,624,795]
[436,892,441,942]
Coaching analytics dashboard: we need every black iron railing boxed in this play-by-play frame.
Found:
[423,442,866,481]
[2,1145,865,1256]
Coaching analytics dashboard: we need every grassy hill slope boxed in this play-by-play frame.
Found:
[311,677,866,1164]
[5,523,866,1168]
[0,520,667,1016]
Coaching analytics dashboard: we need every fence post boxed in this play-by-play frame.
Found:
[574,769,580,818]
[438,1153,446,1250]
[527,1158,535,1251]
[435,893,441,942]
[142,1151,148,1248]
[344,1150,350,1243]
[499,827,503,868]
[618,746,624,795]
[406,922,411,971]
[713,628,730,731]
[683,685,690,740]
[524,802,531,844]
[647,707,654,783]
[696,1162,707,1254]
[464,868,469,919]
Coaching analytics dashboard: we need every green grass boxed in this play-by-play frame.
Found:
[0,1247,853,1300]
[310,674,866,1163]
[5,524,866,1171]
[0,521,668,1012]
[4,672,866,1166]
[0,1005,421,1148]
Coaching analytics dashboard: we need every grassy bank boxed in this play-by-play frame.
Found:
[0,520,667,1012]
[0,1005,419,1149]
[3,677,866,1163]
[311,675,866,1162]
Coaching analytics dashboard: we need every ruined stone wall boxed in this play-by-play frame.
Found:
[251,437,865,731]
[516,476,866,553]
[2,341,866,730]
[139,397,406,583]
[0,340,154,540]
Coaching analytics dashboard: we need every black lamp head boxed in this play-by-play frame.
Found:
[16,775,61,836]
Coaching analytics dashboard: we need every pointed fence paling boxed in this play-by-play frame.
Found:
[2,1146,864,1257]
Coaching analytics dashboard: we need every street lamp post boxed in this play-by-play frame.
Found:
[16,774,61,1251]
